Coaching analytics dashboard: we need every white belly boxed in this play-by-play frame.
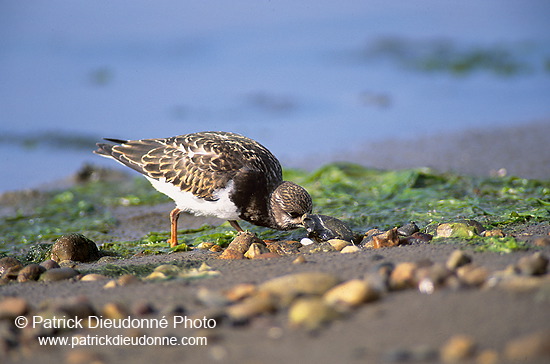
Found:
[146,177,240,220]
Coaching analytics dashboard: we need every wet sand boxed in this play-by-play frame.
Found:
[2,121,550,364]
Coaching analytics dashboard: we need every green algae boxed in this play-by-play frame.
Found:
[1,163,549,259]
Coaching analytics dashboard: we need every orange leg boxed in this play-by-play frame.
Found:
[169,208,181,247]
[229,220,244,232]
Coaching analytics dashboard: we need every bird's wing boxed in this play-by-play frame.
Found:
[94,132,281,201]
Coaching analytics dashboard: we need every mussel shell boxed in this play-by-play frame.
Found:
[303,214,354,242]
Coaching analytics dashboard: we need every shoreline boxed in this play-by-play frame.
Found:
[294,119,550,180]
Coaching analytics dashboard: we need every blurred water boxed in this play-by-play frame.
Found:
[1,0,549,192]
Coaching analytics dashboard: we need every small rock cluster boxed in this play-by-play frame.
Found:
[0,248,549,362]
[0,233,101,285]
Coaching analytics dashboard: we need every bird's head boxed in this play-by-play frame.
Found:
[269,181,312,230]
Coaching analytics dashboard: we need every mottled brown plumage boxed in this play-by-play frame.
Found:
[94,131,312,246]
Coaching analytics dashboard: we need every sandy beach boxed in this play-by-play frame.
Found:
[1,122,550,364]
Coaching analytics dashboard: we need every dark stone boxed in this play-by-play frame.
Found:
[17,264,46,282]
[51,233,100,263]
[302,214,354,242]
[0,257,23,277]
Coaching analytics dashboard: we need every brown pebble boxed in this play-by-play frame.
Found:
[288,297,339,331]
[456,265,489,287]
[504,330,550,361]
[496,275,548,292]
[0,297,30,319]
[390,262,418,290]
[209,244,223,252]
[40,259,61,270]
[0,257,23,276]
[225,292,275,323]
[440,335,476,363]
[80,273,109,282]
[51,233,100,263]
[516,252,548,276]
[17,263,46,282]
[292,255,307,264]
[446,249,472,270]
[225,283,257,302]
[219,232,264,260]
[102,302,129,320]
[259,272,340,307]
[323,279,380,309]
[117,274,140,286]
[372,228,401,248]
[244,242,270,259]
[39,267,80,282]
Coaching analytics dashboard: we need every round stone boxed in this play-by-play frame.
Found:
[51,233,100,263]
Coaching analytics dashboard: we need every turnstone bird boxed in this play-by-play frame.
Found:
[94,131,313,247]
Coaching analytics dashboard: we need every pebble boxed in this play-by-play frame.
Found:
[197,287,231,308]
[225,292,275,323]
[323,279,380,309]
[415,263,452,294]
[483,229,505,237]
[51,233,100,263]
[40,259,61,270]
[446,250,472,270]
[389,262,418,290]
[371,228,401,248]
[0,297,29,319]
[0,257,23,277]
[80,273,109,281]
[265,240,302,255]
[196,242,216,250]
[259,272,341,306]
[476,349,499,364]
[397,222,420,236]
[102,302,130,320]
[244,242,270,259]
[436,223,477,239]
[496,275,549,292]
[327,239,350,251]
[456,265,489,287]
[224,283,257,302]
[17,263,46,282]
[117,274,141,286]
[516,252,548,276]
[340,245,361,254]
[300,238,315,246]
[292,255,307,264]
[219,232,264,260]
[39,267,80,282]
[302,214,354,242]
[288,297,339,331]
[504,330,550,361]
[440,335,476,363]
